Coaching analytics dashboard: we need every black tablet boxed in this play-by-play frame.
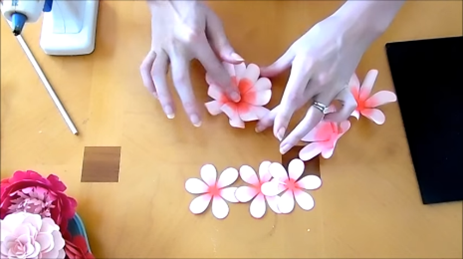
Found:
[385,36,463,204]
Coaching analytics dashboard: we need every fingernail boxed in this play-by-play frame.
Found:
[255,124,264,133]
[280,143,290,154]
[231,92,241,102]
[231,53,244,62]
[277,127,285,141]
[190,114,201,127]
[164,106,175,119]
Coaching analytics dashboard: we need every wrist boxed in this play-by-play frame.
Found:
[331,0,405,44]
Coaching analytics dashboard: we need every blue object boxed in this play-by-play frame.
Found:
[11,12,27,36]
[67,213,92,253]
[43,0,53,12]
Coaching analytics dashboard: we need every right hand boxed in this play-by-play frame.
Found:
[140,1,244,127]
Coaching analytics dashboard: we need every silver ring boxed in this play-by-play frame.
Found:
[312,101,328,114]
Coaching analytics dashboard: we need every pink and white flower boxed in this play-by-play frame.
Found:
[299,121,351,161]
[261,159,322,214]
[349,69,397,125]
[205,62,272,128]
[234,162,280,219]
[185,164,239,219]
[1,211,66,259]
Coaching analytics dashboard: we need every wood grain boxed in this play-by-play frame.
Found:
[1,1,462,258]
[81,146,121,182]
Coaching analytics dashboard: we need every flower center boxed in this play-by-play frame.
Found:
[8,187,56,217]
[207,184,221,198]
[285,178,299,191]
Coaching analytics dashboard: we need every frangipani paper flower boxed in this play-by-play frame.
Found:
[234,162,280,219]
[205,62,272,128]
[299,121,351,161]
[185,164,239,219]
[261,159,322,213]
[350,69,397,125]
[0,212,66,259]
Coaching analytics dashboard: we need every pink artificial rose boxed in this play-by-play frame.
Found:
[0,212,66,259]
[0,170,77,235]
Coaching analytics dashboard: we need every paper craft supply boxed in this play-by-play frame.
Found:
[3,17,78,135]
[81,146,121,182]
[298,120,351,161]
[349,69,397,125]
[235,162,280,219]
[261,159,322,213]
[205,62,272,128]
[185,164,239,219]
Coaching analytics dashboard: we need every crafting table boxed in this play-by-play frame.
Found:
[1,1,462,258]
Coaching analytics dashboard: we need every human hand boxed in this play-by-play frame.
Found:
[256,15,375,154]
[140,1,243,126]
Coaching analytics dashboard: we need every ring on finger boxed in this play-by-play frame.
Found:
[312,101,329,114]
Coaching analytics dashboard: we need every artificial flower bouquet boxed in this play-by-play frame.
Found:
[0,170,94,259]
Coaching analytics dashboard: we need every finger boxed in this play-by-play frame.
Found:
[205,9,244,64]
[140,51,157,97]
[273,56,313,141]
[279,92,332,155]
[260,47,295,77]
[193,36,241,102]
[151,51,175,118]
[170,52,201,127]
[255,105,280,133]
[324,87,357,122]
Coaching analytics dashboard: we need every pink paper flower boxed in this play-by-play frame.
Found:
[299,120,351,161]
[185,164,239,219]
[7,186,56,218]
[1,212,66,259]
[204,62,272,128]
[350,69,397,125]
[261,159,322,213]
[234,162,280,219]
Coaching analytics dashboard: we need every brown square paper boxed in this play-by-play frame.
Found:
[81,146,121,182]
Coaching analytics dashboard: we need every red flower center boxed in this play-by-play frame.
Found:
[207,184,221,198]
[285,178,300,191]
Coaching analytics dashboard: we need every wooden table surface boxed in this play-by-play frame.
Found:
[1,1,462,258]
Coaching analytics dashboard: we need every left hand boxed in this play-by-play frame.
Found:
[256,15,372,154]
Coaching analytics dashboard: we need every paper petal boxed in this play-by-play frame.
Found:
[359,69,379,100]
[294,190,315,211]
[261,181,286,196]
[365,90,397,108]
[268,162,289,182]
[250,106,270,119]
[253,77,272,91]
[351,110,360,119]
[265,195,281,214]
[242,63,260,84]
[339,120,351,134]
[217,167,239,188]
[299,143,322,161]
[239,165,259,185]
[349,74,360,98]
[208,84,224,100]
[278,190,295,214]
[222,104,245,128]
[361,108,386,125]
[212,197,229,219]
[234,63,246,80]
[235,186,258,202]
[238,107,260,122]
[205,101,223,116]
[321,146,335,159]
[221,187,239,203]
[250,194,266,219]
[185,178,208,194]
[248,89,271,106]
[258,161,272,182]
[205,73,214,85]
[288,158,304,181]
[200,164,217,186]
[189,194,212,214]
[297,175,322,190]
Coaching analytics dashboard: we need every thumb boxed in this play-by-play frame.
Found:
[205,10,244,64]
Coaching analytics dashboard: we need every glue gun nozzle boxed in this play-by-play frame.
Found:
[11,12,27,36]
